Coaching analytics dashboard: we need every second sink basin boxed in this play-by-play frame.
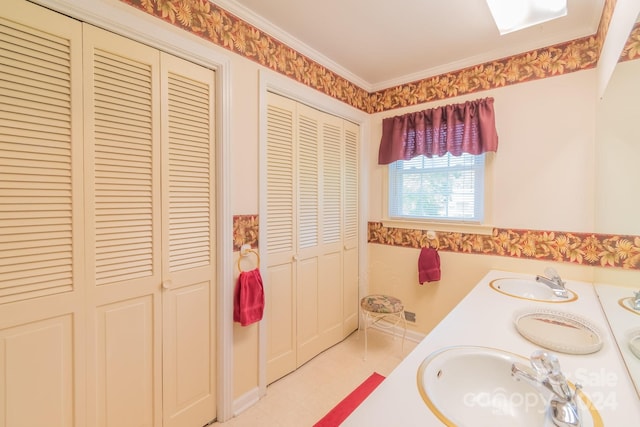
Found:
[489,277,577,302]
[416,346,602,427]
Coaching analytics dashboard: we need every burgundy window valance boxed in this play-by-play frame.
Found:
[377,97,498,165]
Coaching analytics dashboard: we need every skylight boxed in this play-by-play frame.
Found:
[486,0,568,35]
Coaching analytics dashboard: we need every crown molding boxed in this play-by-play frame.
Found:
[213,0,373,91]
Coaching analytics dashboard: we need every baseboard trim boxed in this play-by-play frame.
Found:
[232,386,260,417]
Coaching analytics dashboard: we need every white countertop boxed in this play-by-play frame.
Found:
[343,270,640,426]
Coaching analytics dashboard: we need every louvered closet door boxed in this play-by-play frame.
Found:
[265,93,359,383]
[297,106,346,365]
[83,25,163,427]
[160,52,216,427]
[0,2,84,426]
[265,92,298,383]
[294,103,322,366]
[342,121,359,334]
[315,113,345,350]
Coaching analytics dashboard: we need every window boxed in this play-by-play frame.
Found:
[388,152,485,222]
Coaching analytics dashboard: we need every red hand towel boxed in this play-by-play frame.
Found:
[418,247,441,284]
[234,269,265,326]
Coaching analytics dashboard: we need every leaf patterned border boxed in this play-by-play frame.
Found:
[118,0,638,113]
[233,214,258,251]
[368,222,640,270]
[232,215,640,270]
[620,21,640,62]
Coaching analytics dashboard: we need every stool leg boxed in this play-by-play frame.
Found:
[362,310,368,361]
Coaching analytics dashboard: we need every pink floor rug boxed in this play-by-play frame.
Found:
[313,372,385,427]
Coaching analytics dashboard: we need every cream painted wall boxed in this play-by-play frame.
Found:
[368,70,597,231]
[489,72,595,231]
[230,56,260,216]
[224,54,261,402]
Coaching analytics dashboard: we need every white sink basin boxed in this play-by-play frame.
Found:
[416,346,602,427]
[489,278,577,302]
[619,297,640,315]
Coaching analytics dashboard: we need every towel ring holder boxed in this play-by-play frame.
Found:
[238,248,260,272]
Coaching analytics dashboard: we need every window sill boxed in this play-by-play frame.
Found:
[381,219,494,236]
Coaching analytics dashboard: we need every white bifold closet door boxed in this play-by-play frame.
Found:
[0,2,217,426]
[0,2,85,426]
[84,26,217,427]
[160,52,217,427]
[265,93,359,384]
[342,121,359,334]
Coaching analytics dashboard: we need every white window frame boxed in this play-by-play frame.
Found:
[383,153,494,235]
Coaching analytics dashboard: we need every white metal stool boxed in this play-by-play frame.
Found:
[360,294,407,360]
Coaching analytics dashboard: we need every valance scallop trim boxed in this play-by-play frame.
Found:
[378,97,498,165]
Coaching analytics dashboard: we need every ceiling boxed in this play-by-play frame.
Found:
[215,0,605,91]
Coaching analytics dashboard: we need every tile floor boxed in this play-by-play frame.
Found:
[215,328,417,426]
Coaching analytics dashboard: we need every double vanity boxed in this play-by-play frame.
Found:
[343,270,640,426]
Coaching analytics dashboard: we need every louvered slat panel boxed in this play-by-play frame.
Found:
[167,72,211,271]
[266,105,294,253]
[93,48,154,286]
[0,18,74,303]
[322,122,342,244]
[297,113,319,249]
[344,125,358,240]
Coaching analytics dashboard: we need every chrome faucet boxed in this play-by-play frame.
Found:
[512,350,581,427]
[536,267,568,298]
[633,290,640,311]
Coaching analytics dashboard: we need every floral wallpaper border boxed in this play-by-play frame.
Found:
[368,222,640,270]
[620,21,640,62]
[232,215,640,270]
[119,0,639,113]
[367,0,615,112]
[120,0,370,111]
[233,214,258,251]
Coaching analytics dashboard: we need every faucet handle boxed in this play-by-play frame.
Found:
[543,267,565,284]
[531,350,576,403]
[530,349,561,376]
[544,267,558,278]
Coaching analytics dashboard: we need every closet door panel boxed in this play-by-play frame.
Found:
[95,297,155,427]
[342,121,359,334]
[317,115,344,348]
[295,104,323,366]
[162,281,212,424]
[343,244,359,333]
[0,1,85,425]
[265,93,297,383]
[160,52,216,427]
[317,251,342,348]
[296,256,320,365]
[265,263,296,384]
[83,25,162,427]
[320,118,343,252]
[0,314,74,427]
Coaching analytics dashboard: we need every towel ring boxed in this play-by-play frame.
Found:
[238,248,260,272]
